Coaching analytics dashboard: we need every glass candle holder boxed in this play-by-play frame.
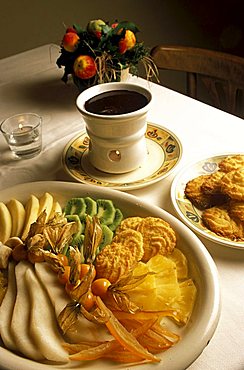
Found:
[0,113,42,159]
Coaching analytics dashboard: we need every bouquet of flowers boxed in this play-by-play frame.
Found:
[56,19,158,91]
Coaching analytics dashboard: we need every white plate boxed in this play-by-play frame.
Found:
[0,181,220,370]
[62,123,182,190]
[171,154,244,249]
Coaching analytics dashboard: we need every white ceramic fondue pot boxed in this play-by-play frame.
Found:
[76,82,152,174]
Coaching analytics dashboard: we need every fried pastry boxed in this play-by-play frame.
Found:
[116,217,142,234]
[218,154,244,173]
[220,169,244,201]
[185,175,225,210]
[136,217,177,262]
[95,229,144,283]
[184,155,244,241]
[202,205,244,240]
[229,200,244,222]
[201,171,225,194]
[116,216,176,262]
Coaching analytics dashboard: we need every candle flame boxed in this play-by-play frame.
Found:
[18,123,23,130]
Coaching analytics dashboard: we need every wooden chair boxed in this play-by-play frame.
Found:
[151,45,244,118]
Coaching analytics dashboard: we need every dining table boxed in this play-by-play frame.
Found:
[0,44,244,370]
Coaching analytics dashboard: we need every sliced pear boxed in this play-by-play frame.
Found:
[10,261,43,360]
[6,199,26,237]
[0,261,18,352]
[49,200,62,220]
[21,195,39,240]
[26,267,68,362]
[0,202,12,243]
[34,262,110,343]
[0,243,12,269]
[34,262,69,316]
[38,192,54,222]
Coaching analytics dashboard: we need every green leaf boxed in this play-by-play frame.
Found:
[117,21,139,33]
[73,23,83,33]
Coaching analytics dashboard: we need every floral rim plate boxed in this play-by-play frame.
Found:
[62,123,182,190]
[171,153,244,249]
[0,181,220,370]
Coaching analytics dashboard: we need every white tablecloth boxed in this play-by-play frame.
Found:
[0,44,244,370]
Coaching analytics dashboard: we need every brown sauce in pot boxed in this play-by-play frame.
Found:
[85,90,149,115]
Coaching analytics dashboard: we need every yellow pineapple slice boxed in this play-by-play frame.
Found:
[128,254,197,324]
[168,248,188,279]
[172,279,197,324]
[128,255,180,310]
[148,255,181,305]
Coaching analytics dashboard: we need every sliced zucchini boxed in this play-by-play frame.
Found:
[64,198,86,217]
[96,199,116,225]
[84,197,97,216]
[109,208,123,231]
[98,224,113,251]
[65,214,84,235]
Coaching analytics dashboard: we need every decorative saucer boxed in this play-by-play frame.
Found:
[62,123,182,191]
[171,153,244,249]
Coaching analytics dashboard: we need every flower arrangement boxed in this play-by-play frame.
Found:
[56,19,158,91]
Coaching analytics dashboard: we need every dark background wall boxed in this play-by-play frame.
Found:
[1,0,243,109]
[183,0,244,57]
[2,0,243,59]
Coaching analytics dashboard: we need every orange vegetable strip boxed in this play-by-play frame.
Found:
[104,350,148,363]
[68,339,151,363]
[118,318,139,331]
[146,328,173,344]
[140,340,172,354]
[62,340,106,354]
[68,320,157,361]
[140,330,173,350]
[119,317,163,334]
[121,319,177,353]
[152,322,181,342]
[96,297,160,363]
[69,340,119,361]
[112,309,181,322]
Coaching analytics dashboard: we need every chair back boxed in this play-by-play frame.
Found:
[151,45,244,117]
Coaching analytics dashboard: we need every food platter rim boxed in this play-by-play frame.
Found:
[0,180,221,370]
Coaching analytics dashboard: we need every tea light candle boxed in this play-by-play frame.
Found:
[12,123,33,144]
[0,113,42,159]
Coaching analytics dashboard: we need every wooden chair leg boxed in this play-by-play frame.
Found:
[187,72,197,98]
